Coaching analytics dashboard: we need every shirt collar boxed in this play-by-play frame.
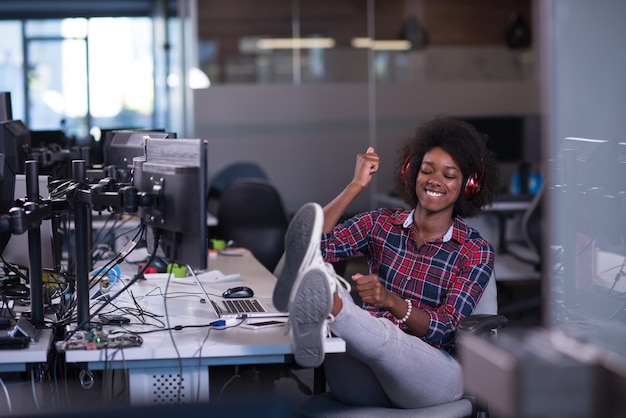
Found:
[402,208,456,243]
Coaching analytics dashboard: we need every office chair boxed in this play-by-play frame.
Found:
[207,162,268,214]
[214,179,289,272]
[300,273,507,418]
[504,185,544,270]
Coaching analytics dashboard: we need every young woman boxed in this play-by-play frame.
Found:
[273,117,500,409]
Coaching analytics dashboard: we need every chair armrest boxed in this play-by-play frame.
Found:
[458,314,508,335]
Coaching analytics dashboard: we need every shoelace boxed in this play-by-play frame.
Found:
[323,262,352,293]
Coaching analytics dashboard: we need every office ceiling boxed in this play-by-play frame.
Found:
[0,0,177,19]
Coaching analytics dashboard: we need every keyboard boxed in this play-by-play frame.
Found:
[222,299,266,314]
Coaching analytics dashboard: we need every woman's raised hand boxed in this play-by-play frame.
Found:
[352,146,380,189]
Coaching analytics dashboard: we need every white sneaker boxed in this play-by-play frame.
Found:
[289,262,351,368]
[273,202,325,312]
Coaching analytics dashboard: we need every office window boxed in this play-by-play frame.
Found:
[0,16,160,140]
[0,22,24,120]
[87,18,155,133]
[22,17,155,139]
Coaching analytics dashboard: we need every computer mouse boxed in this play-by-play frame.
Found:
[222,286,254,299]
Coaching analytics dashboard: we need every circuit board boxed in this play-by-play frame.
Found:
[57,328,143,351]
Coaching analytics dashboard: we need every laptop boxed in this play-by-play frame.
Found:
[0,317,38,350]
[189,269,288,320]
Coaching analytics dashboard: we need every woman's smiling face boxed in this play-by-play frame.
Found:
[415,146,463,213]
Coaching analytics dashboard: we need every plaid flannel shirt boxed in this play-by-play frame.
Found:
[321,208,494,353]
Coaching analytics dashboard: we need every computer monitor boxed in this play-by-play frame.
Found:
[103,130,176,183]
[135,138,208,270]
[30,130,70,149]
[462,115,541,164]
[90,127,165,166]
[0,120,31,175]
[0,92,12,122]
[0,120,31,254]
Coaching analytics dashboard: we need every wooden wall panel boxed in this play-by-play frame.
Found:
[423,0,531,45]
[197,0,531,46]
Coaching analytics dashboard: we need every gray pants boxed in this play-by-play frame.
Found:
[325,289,464,409]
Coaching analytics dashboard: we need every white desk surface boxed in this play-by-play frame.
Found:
[0,329,54,372]
[63,249,345,368]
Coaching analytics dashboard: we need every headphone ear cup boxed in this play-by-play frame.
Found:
[463,173,477,200]
[464,173,480,200]
[464,163,485,200]
[400,154,412,186]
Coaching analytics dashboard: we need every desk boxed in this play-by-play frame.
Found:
[483,195,533,255]
[62,249,345,405]
[0,329,54,372]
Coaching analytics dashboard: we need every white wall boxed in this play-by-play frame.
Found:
[194,80,539,214]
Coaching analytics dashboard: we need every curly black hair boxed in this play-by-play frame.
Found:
[393,117,500,218]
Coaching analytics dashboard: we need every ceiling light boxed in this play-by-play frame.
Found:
[256,38,336,50]
[351,37,412,51]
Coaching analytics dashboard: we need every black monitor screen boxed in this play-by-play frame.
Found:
[135,138,208,270]
[462,116,529,164]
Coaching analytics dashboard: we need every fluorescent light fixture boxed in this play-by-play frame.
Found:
[351,37,412,51]
[256,38,336,50]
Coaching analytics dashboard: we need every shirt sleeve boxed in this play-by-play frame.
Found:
[422,239,494,348]
[321,211,376,262]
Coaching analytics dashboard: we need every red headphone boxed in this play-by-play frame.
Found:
[464,163,485,200]
[399,153,414,186]
[401,152,484,200]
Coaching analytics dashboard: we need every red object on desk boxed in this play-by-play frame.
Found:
[140,266,158,274]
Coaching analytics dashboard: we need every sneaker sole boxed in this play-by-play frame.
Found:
[290,267,332,368]
[273,202,323,312]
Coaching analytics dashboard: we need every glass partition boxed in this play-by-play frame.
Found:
[196,0,534,85]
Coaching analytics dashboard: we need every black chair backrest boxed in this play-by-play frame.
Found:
[208,162,268,200]
[215,179,289,272]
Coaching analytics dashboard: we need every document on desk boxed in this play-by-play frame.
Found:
[143,269,243,284]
